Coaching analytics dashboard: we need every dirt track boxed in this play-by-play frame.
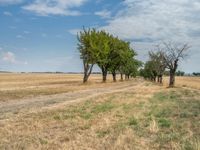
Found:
[0,81,142,119]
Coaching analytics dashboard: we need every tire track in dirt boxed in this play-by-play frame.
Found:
[0,81,143,119]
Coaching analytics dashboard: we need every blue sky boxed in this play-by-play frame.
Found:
[0,0,200,73]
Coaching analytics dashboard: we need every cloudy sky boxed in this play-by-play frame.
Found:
[0,0,200,73]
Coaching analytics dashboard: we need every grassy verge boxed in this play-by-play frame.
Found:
[0,85,199,149]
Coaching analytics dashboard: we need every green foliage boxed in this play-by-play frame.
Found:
[77,28,140,82]
[78,28,96,64]
[193,72,200,76]
[158,118,171,128]
[140,50,166,82]
[142,60,157,81]
[176,70,185,76]
[128,116,138,126]
[92,101,114,113]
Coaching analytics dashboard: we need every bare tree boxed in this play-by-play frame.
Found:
[163,42,190,87]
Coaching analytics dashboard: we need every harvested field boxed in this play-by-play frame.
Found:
[0,73,199,150]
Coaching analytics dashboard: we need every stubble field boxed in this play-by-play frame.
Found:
[0,73,199,150]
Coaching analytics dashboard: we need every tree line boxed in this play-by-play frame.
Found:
[193,72,200,76]
[77,28,141,83]
[140,42,190,87]
[77,28,190,87]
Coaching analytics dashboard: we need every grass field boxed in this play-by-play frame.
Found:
[0,73,199,150]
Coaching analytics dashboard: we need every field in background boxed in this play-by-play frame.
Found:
[0,73,199,149]
[163,76,200,90]
[1,73,200,102]
[0,73,123,101]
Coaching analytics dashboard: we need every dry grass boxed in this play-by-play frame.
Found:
[0,73,130,101]
[0,74,199,150]
[163,76,200,90]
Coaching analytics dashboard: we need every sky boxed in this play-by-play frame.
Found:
[0,0,200,73]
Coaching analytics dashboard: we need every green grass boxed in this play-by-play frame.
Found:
[92,101,115,113]
[128,116,138,126]
[96,129,110,138]
[52,99,116,122]
[158,118,171,128]
[93,88,200,149]
[32,88,200,149]
[136,89,200,149]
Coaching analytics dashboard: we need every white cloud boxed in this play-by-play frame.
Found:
[1,51,28,65]
[0,0,23,5]
[3,11,13,16]
[22,0,88,16]
[102,0,200,43]
[100,0,200,72]
[23,31,30,34]
[95,10,111,19]
[16,35,24,39]
[2,51,16,63]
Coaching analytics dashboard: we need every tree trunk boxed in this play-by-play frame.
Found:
[83,73,88,83]
[112,72,117,82]
[101,67,107,82]
[169,60,178,87]
[103,72,107,82]
[160,75,163,84]
[125,75,128,80]
[120,73,123,81]
[169,71,175,87]
[83,63,93,83]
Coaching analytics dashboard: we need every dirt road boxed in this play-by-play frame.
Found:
[0,81,142,119]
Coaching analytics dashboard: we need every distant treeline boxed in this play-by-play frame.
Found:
[193,72,200,76]
[163,70,185,76]
[0,71,103,74]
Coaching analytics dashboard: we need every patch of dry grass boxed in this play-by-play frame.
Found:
[0,80,160,149]
[0,74,199,149]
[0,73,135,101]
[163,76,200,90]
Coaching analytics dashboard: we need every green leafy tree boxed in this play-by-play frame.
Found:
[176,70,185,76]
[78,28,140,83]
[78,28,96,83]
[142,61,157,81]
[89,30,111,82]
[148,50,166,83]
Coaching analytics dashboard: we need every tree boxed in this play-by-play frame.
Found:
[107,37,123,82]
[117,42,138,81]
[142,60,157,81]
[90,30,111,82]
[78,29,112,82]
[176,70,185,76]
[149,50,166,83]
[78,28,139,83]
[163,42,190,87]
[78,28,96,83]
[193,72,200,76]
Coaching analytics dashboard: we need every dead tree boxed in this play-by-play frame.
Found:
[163,42,190,87]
